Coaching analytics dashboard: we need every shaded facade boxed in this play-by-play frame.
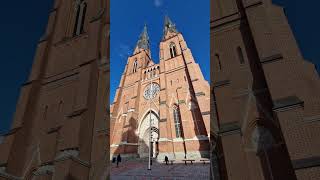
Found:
[0,0,109,179]
[110,17,210,160]
[211,0,320,179]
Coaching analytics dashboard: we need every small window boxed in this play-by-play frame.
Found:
[43,106,48,121]
[133,59,138,73]
[169,42,177,58]
[153,68,156,77]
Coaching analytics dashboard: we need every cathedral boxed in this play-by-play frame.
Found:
[211,0,320,180]
[110,16,210,160]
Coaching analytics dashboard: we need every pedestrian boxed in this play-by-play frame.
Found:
[116,154,122,167]
[112,156,116,163]
[164,155,169,165]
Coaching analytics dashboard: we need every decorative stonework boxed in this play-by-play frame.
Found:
[55,149,79,161]
[251,126,275,153]
[32,164,54,176]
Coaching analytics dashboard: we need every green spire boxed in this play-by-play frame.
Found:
[163,15,178,39]
[136,24,150,50]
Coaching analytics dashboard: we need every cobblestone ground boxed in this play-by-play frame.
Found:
[110,160,210,180]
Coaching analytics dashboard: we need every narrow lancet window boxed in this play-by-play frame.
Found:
[170,43,177,58]
[133,60,138,73]
[173,105,183,138]
[74,0,87,36]
[215,54,222,71]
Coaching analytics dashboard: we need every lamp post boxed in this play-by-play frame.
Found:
[148,77,152,170]
[146,73,160,170]
[148,106,152,170]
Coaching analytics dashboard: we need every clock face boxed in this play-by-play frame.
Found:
[143,83,160,100]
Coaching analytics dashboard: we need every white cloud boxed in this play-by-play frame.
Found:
[154,0,163,8]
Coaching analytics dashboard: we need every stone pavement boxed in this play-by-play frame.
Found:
[110,159,210,180]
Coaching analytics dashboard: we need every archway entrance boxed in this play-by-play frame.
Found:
[138,111,159,158]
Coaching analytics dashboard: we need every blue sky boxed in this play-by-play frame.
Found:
[110,0,210,102]
[1,0,320,134]
[0,1,53,134]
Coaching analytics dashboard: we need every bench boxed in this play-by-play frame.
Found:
[163,160,175,165]
[182,159,195,165]
[200,159,210,164]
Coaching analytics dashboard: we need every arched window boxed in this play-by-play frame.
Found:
[133,60,138,73]
[237,47,245,64]
[74,0,87,36]
[153,68,156,77]
[169,43,177,58]
[215,53,222,71]
[173,105,183,138]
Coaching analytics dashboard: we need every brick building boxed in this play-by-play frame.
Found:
[211,0,320,179]
[0,0,109,179]
[110,16,210,160]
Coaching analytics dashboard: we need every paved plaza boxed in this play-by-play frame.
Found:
[110,159,211,180]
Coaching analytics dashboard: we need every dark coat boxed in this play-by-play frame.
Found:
[165,156,168,161]
[117,154,122,162]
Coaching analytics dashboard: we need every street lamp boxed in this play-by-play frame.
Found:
[148,77,152,170]
[148,103,152,170]
[145,75,160,170]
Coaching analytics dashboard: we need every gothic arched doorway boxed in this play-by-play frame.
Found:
[138,110,159,158]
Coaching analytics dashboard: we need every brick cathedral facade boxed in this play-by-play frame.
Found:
[211,0,320,180]
[110,17,210,160]
[0,0,109,179]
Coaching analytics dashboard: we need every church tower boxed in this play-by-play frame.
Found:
[110,16,210,160]
[211,0,320,179]
[0,0,109,179]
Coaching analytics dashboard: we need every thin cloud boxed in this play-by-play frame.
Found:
[154,0,163,8]
[117,43,131,59]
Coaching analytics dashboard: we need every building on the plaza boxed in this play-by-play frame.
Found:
[211,0,320,179]
[0,0,109,179]
[110,16,210,160]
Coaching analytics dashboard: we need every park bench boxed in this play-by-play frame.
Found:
[199,159,210,164]
[182,159,195,165]
[163,160,175,165]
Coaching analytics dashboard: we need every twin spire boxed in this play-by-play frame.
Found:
[163,15,178,39]
[136,24,150,50]
[135,15,178,51]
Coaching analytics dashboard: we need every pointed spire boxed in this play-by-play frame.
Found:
[136,24,150,50]
[163,15,178,39]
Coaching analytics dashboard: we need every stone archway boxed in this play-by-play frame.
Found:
[138,111,159,158]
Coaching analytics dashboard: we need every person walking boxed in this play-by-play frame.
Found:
[116,154,122,167]
[164,155,169,165]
